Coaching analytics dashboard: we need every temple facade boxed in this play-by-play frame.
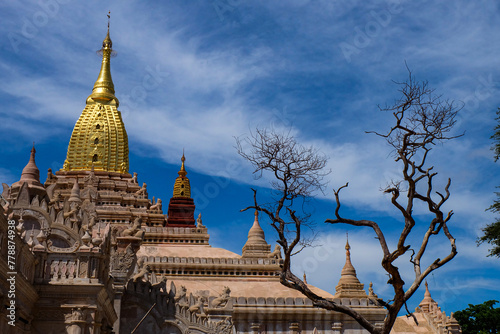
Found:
[0,25,461,334]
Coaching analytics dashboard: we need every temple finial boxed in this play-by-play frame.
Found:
[242,209,271,257]
[88,13,117,103]
[334,233,367,298]
[104,11,111,49]
[179,152,187,177]
[172,153,190,197]
[167,152,196,226]
[68,179,82,204]
[424,280,431,298]
[419,280,436,310]
[16,144,42,186]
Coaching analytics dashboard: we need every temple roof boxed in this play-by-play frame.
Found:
[169,278,335,299]
[137,244,240,258]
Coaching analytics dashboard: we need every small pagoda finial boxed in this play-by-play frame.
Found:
[334,232,367,298]
[368,282,378,297]
[69,178,82,204]
[242,208,270,257]
[424,280,431,297]
[178,152,187,177]
[419,279,435,309]
[303,272,308,284]
[17,143,42,185]
[341,232,356,276]
[172,152,191,198]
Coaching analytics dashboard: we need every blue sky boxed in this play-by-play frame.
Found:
[1,0,499,316]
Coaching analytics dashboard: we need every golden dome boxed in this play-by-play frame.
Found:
[62,21,128,173]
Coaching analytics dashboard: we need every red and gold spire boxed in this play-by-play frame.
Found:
[166,154,196,227]
[172,152,191,198]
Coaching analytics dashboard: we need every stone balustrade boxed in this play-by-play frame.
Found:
[36,253,105,284]
[144,255,280,266]
[233,296,375,307]
[144,226,207,234]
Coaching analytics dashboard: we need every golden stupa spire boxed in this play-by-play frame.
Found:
[178,150,187,178]
[62,13,129,173]
[88,11,117,103]
[173,153,191,198]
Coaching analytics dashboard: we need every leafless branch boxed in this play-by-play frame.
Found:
[236,67,461,334]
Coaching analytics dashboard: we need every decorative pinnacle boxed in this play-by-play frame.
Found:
[419,280,435,306]
[424,280,431,298]
[103,11,112,50]
[340,232,356,277]
[18,143,42,185]
[178,152,187,177]
[68,179,82,203]
[172,152,191,198]
[246,210,267,245]
[89,12,117,103]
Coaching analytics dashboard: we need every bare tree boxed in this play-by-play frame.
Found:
[236,128,330,255]
[236,69,462,334]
